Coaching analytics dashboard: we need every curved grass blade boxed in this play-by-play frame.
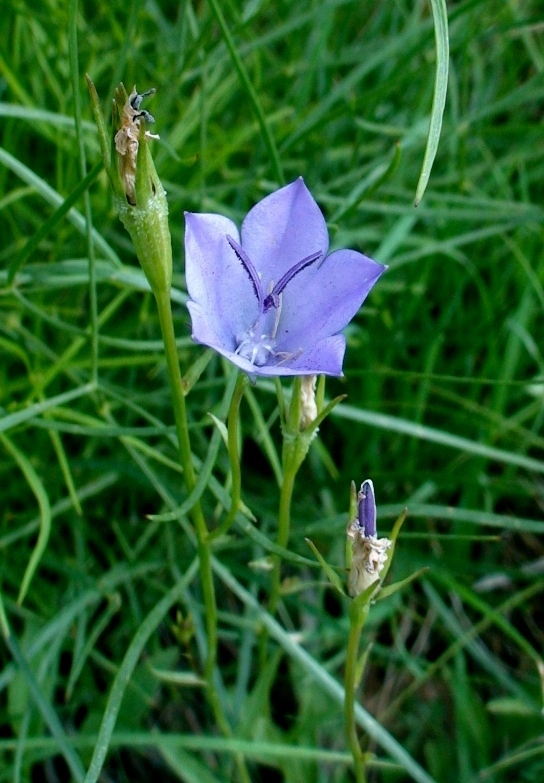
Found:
[333,404,544,475]
[0,383,94,435]
[7,160,102,282]
[213,558,437,783]
[65,593,122,701]
[83,561,199,783]
[206,0,284,185]
[0,434,51,605]
[0,147,120,266]
[414,0,449,206]
[0,593,86,782]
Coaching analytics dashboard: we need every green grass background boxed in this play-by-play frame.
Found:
[1,0,544,781]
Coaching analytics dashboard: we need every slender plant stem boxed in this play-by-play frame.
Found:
[68,0,98,385]
[269,377,303,615]
[154,290,251,783]
[206,0,284,186]
[269,458,297,616]
[345,606,368,783]
[210,373,248,541]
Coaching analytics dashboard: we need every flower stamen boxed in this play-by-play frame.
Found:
[263,250,322,312]
[226,235,264,309]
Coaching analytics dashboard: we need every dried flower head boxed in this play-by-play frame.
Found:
[87,78,173,296]
[114,87,160,205]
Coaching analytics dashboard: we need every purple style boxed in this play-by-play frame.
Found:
[358,479,376,537]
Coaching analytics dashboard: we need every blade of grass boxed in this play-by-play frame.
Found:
[7,160,102,282]
[206,0,284,185]
[414,0,449,205]
[213,559,437,783]
[0,147,120,266]
[0,593,86,782]
[0,434,51,605]
[333,404,544,475]
[0,383,94,435]
[82,562,199,783]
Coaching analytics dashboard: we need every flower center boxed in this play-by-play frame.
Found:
[226,235,322,366]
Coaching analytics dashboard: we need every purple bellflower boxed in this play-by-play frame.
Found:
[184,178,386,376]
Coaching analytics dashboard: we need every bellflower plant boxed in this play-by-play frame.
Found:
[184,178,386,377]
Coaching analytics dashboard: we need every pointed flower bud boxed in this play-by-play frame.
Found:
[87,78,172,296]
[347,479,391,597]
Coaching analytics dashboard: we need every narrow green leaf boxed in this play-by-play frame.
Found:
[0,434,52,605]
[377,567,429,602]
[331,144,402,224]
[8,160,102,282]
[160,745,223,783]
[355,641,374,690]
[83,562,199,783]
[305,537,346,596]
[150,669,205,687]
[66,593,122,700]
[207,412,229,449]
[414,0,449,205]
[0,147,120,266]
[333,404,544,475]
[206,0,284,184]
[182,349,214,395]
[0,383,94,435]
[2,614,86,782]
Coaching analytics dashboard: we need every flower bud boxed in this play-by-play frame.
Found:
[347,480,391,597]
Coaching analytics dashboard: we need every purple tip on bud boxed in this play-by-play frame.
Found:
[358,479,376,537]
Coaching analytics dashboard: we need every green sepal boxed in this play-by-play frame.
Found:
[86,75,123,198]
[305,537,346,597]
[378,507,407,585]
[350,579,379,619]
[303,393,347,438]
[281,392,347,477]
[376,567,429,602]
[345,479,358,571]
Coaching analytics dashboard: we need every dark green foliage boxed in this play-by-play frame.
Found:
[1,0,543,781]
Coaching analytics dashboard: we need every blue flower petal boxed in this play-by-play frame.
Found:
[275,249,386,355]
[185,212,260,350]
[241,178,329,287]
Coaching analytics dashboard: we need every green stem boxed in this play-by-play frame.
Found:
[268,377,304,616]
[155,290,198,494]
[210,373,248,541]
[206,0,284,186]
[154,290,250,783]
[345,605,368,783]
[69,0,98,385]
[269,455,297,616]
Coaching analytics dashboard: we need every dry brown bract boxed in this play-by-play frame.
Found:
[114,87,159,204]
